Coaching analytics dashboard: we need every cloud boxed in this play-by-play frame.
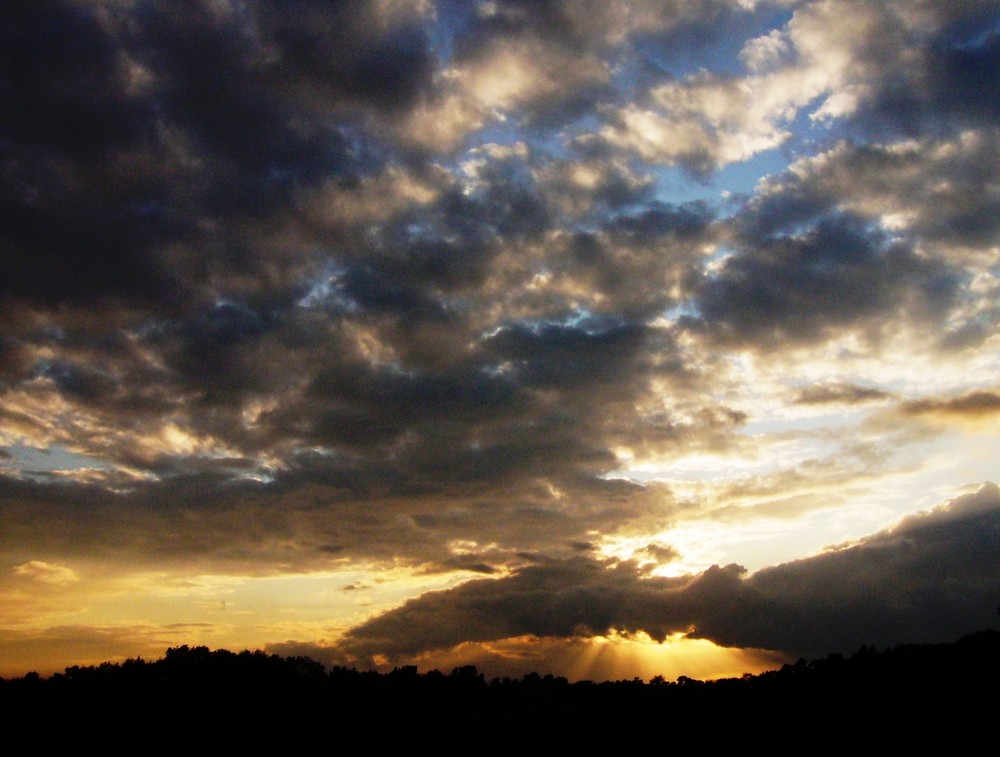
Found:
[635,542,681,565]
[695,128,999,353]
[830,3,1000,136]
[1,0,999,680]
[537,157,655,218]
[692,212,961,348]
[1,0,380,311]
[3,0,992,503]
[597,66,823,173]
[775,133,1000,250]
[900,390,1000,419]
[794,382,894,405]
[13,561,79,585]
[592,0,1000,172]
[329,484,1000,664]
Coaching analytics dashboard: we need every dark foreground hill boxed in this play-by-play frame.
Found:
[2,629,997,753]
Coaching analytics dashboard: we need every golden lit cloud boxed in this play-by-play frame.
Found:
[13,561,80,586]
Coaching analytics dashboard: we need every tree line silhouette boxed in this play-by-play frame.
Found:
[2,629,997,752]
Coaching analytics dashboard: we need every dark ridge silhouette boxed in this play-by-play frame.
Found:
[2,630,997,752]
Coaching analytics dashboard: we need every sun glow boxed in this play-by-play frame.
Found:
[383,631,788,683]
[563,631,788,683]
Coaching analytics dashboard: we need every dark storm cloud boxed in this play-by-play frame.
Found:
[0,0,561,495]
[0,0,187,306]
[255,0,435,111]
[290,359,523,453]
[159,302,268,383]
[757,133,1000,251]
[267,315,674,491]
[0,0,150,158]
[535,201,714,321]
[692,212,961,347]
[483,318,649,390]
[845,11,1000,138]
[38,361,121,405]
[0,470,365,570]
[332,483,1000,663]
[324,171,550,315]
[0,461,667,575]
[0,337,34,389]
[0,0,436,311]
[459,154,554,239]
[0,272,688,535]
[348,230,493,299]
[683,117,999,352]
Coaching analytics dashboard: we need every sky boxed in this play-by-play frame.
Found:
[2,0,1000,681]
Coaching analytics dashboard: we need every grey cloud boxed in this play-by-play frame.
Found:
[332,555,673,662]
[540,202,714,320]
[129,1,393,215]
[691,127,999,353]
[420,557,502,576]
[762,134,1000,250]
[0,277,698,543]
[693,212,962,348]
[483,318,650,391]
[847,15,1000,138]
[0,470,430,572]
[0,337,33,388]
[0,0,435,313]
[164,303,686,493]
[604,201,713,242]
[0,0,151,159]
[900,390,1000,418]
[586,2,1000,174]
[449,0,744,48]
[256,0,436,112]
[332,483,1000,664]
[541,158,655,217]
[0,472,549,577]
[794,382,894,405]
[38,362,121,405]
[938,310,1000,352]
[14,0,988,511]
[455,150,553,238]
[636,542,680,565]
[729,482,1000,653]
